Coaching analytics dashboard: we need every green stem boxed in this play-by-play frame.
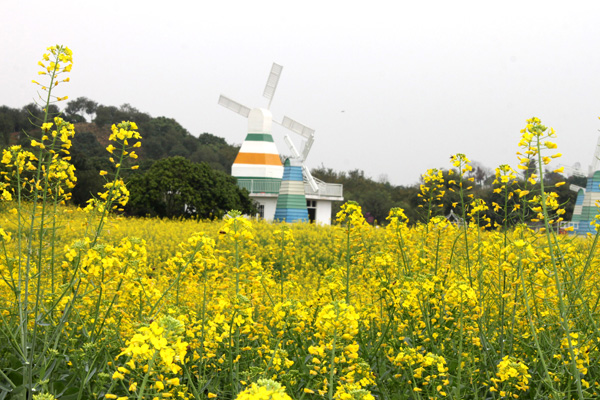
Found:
[535,135,583,400]
[328,327,337,400]
[345,226,351,304]
[136,351,158,400]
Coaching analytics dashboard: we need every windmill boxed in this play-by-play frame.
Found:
[567,135,600,234]
[218,63,344,223]
[218,63,320,192]
[559,137,600,178]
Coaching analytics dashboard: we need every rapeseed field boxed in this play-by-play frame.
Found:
[2,44,600,400]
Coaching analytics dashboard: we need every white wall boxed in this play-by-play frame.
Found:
[253,195,334,224]
[316,200,333,225]
[251,196,278,221]
[264,197,278,221]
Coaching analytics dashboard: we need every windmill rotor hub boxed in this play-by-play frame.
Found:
[248,108,273,133]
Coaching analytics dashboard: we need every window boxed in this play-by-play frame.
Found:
[257,204,265,219]
[306,200,316,222]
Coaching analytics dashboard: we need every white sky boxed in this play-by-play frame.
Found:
[3,0,600,186]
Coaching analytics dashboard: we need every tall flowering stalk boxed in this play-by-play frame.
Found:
[273,225,294,300]
[448,153,474,285]
[336,201,366,305]
[306,301,366,400]
[0,45,76,397]
[84,120,141,244]
[491,164,518,357]
[491,164,518,230]
[220,210,255,394]
[385,207,411,277]
[417,168,445,225]
[517,117,582,399]
[0,45,146,399]
[220,210,254,296]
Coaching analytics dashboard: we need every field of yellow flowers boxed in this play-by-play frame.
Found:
[2,44,600,400]
[1,199,600,400]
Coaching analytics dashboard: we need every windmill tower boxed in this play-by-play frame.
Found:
[568,136,600,235]
[218,63,343,224]
[274,158,309,222]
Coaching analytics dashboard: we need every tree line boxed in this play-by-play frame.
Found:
[0,98,585,225]
[312,164,585,227]
[0,99,254,218]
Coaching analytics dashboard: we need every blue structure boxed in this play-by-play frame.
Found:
[571,170,600,235]
[274,159,309,222]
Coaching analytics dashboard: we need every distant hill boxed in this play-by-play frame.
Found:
[0,101,240,172]
[70,120,238,174]
[0,100,241,206]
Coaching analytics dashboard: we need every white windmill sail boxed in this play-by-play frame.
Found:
[280,117,319,192]
[589,136,600,175]
[263,63,283,109]
[218,95,251,118]
[281,116,315,139]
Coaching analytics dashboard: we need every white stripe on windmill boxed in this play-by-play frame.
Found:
[218,63,320,193]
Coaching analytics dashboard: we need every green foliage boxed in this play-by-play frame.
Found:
[2,99,241,210]
[64,96,98,122]
[312,167,421,225]
[126,156,255,219]
[91,104,238,172]
[93,103,151,127]
[190,133,239,173]
[0,103,60,146]
[0,105,25,145]
[314,164,583,229]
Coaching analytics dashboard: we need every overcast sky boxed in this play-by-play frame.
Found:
[3,0,600,186]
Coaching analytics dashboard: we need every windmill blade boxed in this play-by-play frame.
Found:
[263,63,283,109]
[302,164,319,193]
[590,136,600,174]
[569,184,585,193]
[281,116,315,139]
[218,95,251,118]
[558,163,586,177]
[283,135,301,159]
[301,134,314,161]
[284,134,318,192]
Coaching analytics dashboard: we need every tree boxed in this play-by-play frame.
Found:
[126,157,255,219]
[361,190,394,224]
[69,128,114,206]
[311,166,418,225]
[544,171,584,222]
[524,158,537,180]
[142,116,192,159]
[0,106,20,145]
[65,97,98,122]
[468,161,492,187]
[94,104,151,127]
